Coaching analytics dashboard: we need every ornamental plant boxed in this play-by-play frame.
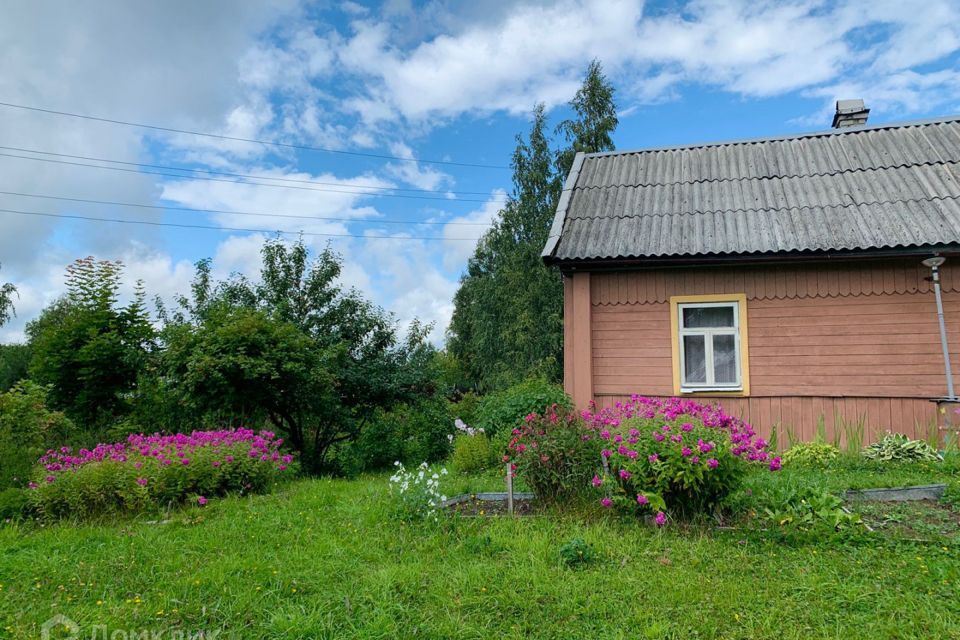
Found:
[388,461,449,522]
[585,396,780,519]
[504,404,602,503]
[781,442,841,467]
[27,428,293,519]
[862,433,942,462]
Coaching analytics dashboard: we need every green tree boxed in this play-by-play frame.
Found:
[160,238,437,474]
[27,258,155,435]
[0,264,15,327]
[0,344,31,392]
[448,60,618,391]
[0,381,74,489]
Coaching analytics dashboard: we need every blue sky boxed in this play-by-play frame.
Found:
[1,0,959,343]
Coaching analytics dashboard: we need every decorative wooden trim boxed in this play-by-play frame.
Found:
[670,293,750,397]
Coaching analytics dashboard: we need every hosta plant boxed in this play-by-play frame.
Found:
[781,442,841,467]
[27,429,293,519]
[862,433,942,463]
[585,395,780,519]
[388,461,448,522]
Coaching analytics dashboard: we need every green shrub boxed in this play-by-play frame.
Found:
[343,398,453,475]
[781,442,841,467]
[863,433,942,463]
[476,378,571,437]
[0,487,28,520]
[756,484,862,533]
[505,405,601,503]
[452,433,495,474]
[559,538,596,568]
[450,391,481,427]
[0,381,75,490]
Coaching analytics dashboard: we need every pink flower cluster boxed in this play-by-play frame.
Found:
[36,428,293,483]
[582,395,780,471]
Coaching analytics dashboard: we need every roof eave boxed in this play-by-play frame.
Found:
[541,151,586,263]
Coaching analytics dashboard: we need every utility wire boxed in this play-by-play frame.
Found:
[0,190,493,226]
[0,151,503,203]
[0,207,481,241]
[0,101,511,170]
[0,144,506,196]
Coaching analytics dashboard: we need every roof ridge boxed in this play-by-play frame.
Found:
[574,157,960,189]
[583,114,960,158]
[565,192,960,220]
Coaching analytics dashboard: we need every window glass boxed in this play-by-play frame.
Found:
[713,334,737,383]
[683,334,706,383]
[682,306,734,328]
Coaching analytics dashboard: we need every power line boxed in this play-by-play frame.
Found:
[0,190,493,226]
[0,144,505,197]
[0,151,504,203]
[0,207,482,241]
[0,101,511,170]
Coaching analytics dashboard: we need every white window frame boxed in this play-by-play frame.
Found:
[677,301,742,392]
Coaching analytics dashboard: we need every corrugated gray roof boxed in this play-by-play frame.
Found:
[542,116,960,262]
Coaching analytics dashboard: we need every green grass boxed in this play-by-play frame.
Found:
[1,469,960,639]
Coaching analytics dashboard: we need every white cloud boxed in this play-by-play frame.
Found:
[441,191,505,271]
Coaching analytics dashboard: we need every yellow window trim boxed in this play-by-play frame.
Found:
[669,293,750,397]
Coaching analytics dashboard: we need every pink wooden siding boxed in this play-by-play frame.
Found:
[564,258,960,442]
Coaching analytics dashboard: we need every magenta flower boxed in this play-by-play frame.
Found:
[671,434,683,443]
[653,433,665,442]
[600,497,612,508]
[690,456,700,465]
[136,477,148,486]
[655,511,667,526]
[601,449,612,459]
[681,447,693,457]
[707,458,719,469]
[600,429,611,440]
[681,422,693,432]
[648,454,659,463]
[769,457,782,471]
[28,482,38,489]
[637,494,649,505]
[181,458,190,466]
[619,469,632,480]
[225,455,234,463]
[591,475,603,487]
[197,496,208,506]
[45,475,55,483]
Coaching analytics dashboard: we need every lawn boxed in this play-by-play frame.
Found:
[2,466,959,639]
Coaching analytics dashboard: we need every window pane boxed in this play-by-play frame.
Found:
[713,334,737,384]
[683,305,734,328]
[683,335,707,383]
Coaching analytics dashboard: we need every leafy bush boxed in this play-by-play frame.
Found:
[558,537,596,568]
[863,433,942,463]
[476,378,571,437]
[452,430,495,474]
[586,396,779,518]
[756,484,862,532]
[0,381,75,490]
[345,398,453,474]
[388,461,448,522]
[0,487,27,521]
[27,428,292,519]
[781,442,841,467]
[505,404,601,503]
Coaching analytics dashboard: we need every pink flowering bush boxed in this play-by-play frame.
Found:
[585,396,780,518]
[504,404,602,503]
[26,428,294,519]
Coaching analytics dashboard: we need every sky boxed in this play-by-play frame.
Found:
[1,0,959,344]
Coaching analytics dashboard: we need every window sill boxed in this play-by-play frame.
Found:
[680,387,743,394]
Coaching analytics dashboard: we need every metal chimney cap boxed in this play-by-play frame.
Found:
[832,99,870,128]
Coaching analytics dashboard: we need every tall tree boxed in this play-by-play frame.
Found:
[448,60,618,392]
[27,258,155,434]
[0,264,16,327]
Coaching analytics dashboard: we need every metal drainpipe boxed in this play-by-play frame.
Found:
[931,264,956,401]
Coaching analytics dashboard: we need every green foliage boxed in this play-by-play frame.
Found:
[344,398,453,474]
[26,258,155,435]
[475,378,571,437]
[756,484,862,533]
[0,381,74,489]
[159,238,436,475]
[506,405,601,503]
[781,442,842,468]
[0,343,31,392]
[0,487,27,520]
[558,537,596,569]
[837,413,866,454]
[450,391,481,427]
[863,433,943,462]
[943,479,960,508]
[451,433,495,474]
[448,61,618,392]
[0,263,15,327]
